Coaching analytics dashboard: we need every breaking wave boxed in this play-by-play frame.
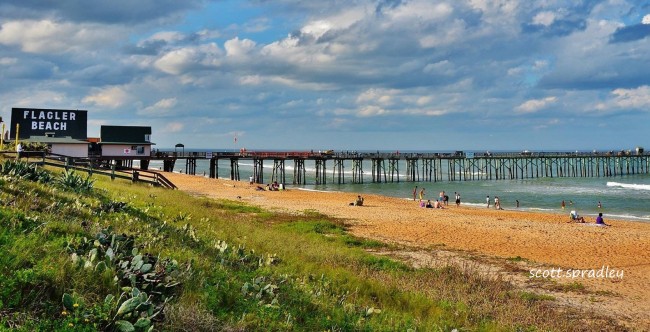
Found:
[606,182,650,191]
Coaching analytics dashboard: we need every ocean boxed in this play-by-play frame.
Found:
[146,155,650,222]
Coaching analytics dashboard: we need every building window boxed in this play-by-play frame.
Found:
[137,146,145,155]
[144,134,151,142]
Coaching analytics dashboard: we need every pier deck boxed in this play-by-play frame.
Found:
[146,150,650,185]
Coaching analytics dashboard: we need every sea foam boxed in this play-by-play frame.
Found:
[606,182,650,191]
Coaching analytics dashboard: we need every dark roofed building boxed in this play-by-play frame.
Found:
[99,126,154,157]
[100,126,151,144]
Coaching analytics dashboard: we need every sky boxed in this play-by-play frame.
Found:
[1,0,650,152]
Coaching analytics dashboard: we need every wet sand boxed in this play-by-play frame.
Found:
[162,172,650,329]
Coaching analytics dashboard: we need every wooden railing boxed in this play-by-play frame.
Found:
[0,151,176,189]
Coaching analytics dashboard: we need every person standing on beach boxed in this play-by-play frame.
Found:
[455,192,461,207]
[598,201,602,209]
[419,188,425,202]
[486,195,490,208]
[16,143,23,159]
[494,196,500,209]
[561,200,566,210]
[516,199,520,208]
[413,186,418,201]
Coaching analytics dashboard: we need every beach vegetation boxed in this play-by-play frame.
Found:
[555,281,587,293]
[519,291,556,302]
[0,158,625,331]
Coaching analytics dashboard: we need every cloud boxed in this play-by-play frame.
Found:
[515,96,558,114]
[224,37,257,57]
[610,23,650,43]
[82,86,130,108]
[0,57,18,65]
[165,122,184,133]
[154,43,223,75]
[0,19,122,54]
[138,98,177,116]
[532,11,556,27]
[0,0,203,24]
[609,85,650,109]
[358,105,389,117]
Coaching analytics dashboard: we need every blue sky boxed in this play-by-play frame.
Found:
[1,0,649,151]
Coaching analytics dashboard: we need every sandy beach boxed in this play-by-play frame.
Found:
[163,172,650,329]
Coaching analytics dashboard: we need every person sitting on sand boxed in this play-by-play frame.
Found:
[355,195,364,206]
[425,200,433,208]
[595,212,609,226]
[568,210,585,223]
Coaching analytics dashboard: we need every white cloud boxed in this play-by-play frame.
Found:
[146,31,186,44]
[224,37,256,57]
[301,20,333,40]
[610,86,650,109]
[358,105,389,117]
[532,11,556,26]
[82,86,130,108]
[239,75,263,86]
[138,98,177,116]
[0,20,121,54]
[154,43,222,75]
[356,88,397,105]
[643,15,650,25]
[386,1,454,24]
[515,96,558,114]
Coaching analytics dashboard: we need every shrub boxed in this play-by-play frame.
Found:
[58,169,95,192]
[0,159,53,183]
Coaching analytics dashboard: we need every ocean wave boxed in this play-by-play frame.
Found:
[598,213,650,221]
[606,182,650,191]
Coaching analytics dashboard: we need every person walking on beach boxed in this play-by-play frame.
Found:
[486,195,490,208]
[455,192,461,207]
[419,188,425,202]
[413,186,418,201]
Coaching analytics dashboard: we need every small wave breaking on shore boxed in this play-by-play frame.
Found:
[607,182,650,191]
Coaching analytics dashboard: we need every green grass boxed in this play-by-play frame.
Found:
[0,159,624,331]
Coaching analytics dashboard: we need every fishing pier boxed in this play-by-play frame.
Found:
[154,150,650,185]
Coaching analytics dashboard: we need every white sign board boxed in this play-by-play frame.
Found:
[465,152,474,159]
[206,152,213,159]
